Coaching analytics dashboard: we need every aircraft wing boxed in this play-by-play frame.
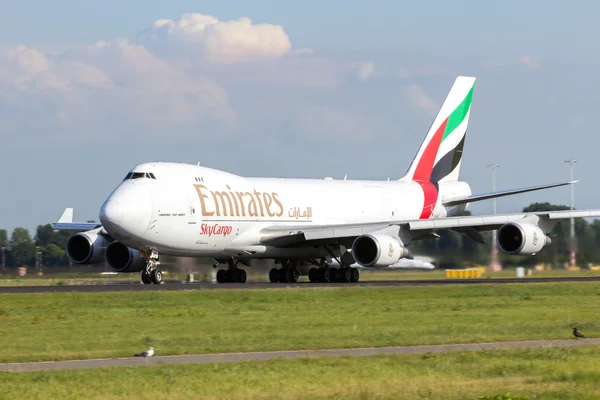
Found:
[259,209,600,247]
[51,208,102,231]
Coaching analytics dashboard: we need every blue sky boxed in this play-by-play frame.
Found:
[0,0,599,234]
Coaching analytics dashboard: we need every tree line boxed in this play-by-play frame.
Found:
[0,224,74,269]
[1,203,598,270]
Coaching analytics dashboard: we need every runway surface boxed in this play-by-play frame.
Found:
[2,276,600,293]
[2,338,599,372]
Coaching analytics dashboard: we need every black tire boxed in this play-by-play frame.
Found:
[350,268,360,283]
[339,268,351,283]
[237,269,247,283]
[269,268,279,283]
[217,269,227,283]
[279,269,292,283]
[141,272,152,284]
[329,268,339,283]
[227,269,238,283]
[308,268,318,282]
[291,269,299,283]
[151,269,163,284]
[319,268,330,283]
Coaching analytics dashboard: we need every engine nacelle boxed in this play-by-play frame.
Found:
[351,234,410,267]
[66,229,112,264]
[105,241,146,272]
[497,222,551,255]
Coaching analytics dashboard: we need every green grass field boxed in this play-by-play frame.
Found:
[2,347,600,399]
[1,282,599,363]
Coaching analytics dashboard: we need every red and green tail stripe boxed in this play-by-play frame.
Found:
[414,83,474,219]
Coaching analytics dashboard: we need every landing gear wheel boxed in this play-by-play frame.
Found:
[279,269,293,283]
[350,267,360,283]
[237,269,247,283]
[269,268,279,283]
[329,268,339,283]
[339,268,351,283]
[308,268,318,283]
[217,269,227,283]
[318,268,330,283]
[291,269,299,283]
[226,269,236,283]
[150,269,163,284]
[141,271,152,284]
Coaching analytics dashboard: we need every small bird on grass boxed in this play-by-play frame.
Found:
[573,328,585,339]
[134,347,154,357]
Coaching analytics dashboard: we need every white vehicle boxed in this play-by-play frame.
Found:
[53,76,600,285]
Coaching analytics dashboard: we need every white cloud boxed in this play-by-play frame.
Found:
[1,45,113,91]
[485,56,539,70]
[136,13,295,64]
[0,39,235,141]
[357,61,375,80]
[0,12,433,145]
[404,84,438,111]
[7,45,51,74]
[519,55,538,68]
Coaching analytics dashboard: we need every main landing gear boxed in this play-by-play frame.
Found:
[268,259,361,284]
[307,261,360,283]
[215,259,247,283]
[141,248,163,285]
[269,260,300,283]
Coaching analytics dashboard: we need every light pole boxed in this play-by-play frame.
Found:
[1,247,5,275]
[35,246,43,275]
[486,163,500,271]
[564,159,577,267]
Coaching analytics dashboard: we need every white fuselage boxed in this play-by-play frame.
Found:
[99,162,471,260]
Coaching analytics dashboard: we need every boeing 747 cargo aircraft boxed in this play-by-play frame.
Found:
[53,76,600,284]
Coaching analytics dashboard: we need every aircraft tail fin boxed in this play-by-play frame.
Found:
[400,76,475,183]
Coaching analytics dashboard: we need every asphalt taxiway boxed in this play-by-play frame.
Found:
[1,276,600,293]
[1,338,599,372]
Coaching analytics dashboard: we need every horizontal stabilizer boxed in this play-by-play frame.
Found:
[52,208,101,231]
[443,181,577,207]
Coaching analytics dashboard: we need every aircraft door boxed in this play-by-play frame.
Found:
[187,196,199,226]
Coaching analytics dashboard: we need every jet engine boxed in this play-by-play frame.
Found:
[351,233,411,267]
[66,229,112,264]
[105,241,146,272]
[497,222,551,255]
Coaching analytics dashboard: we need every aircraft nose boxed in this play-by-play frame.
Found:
[99,183,153,237]
[100,200,123,229]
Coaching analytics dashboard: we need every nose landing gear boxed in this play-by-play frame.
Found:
[141,248,162,284]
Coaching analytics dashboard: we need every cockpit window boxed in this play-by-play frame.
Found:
[123,172,157,180]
